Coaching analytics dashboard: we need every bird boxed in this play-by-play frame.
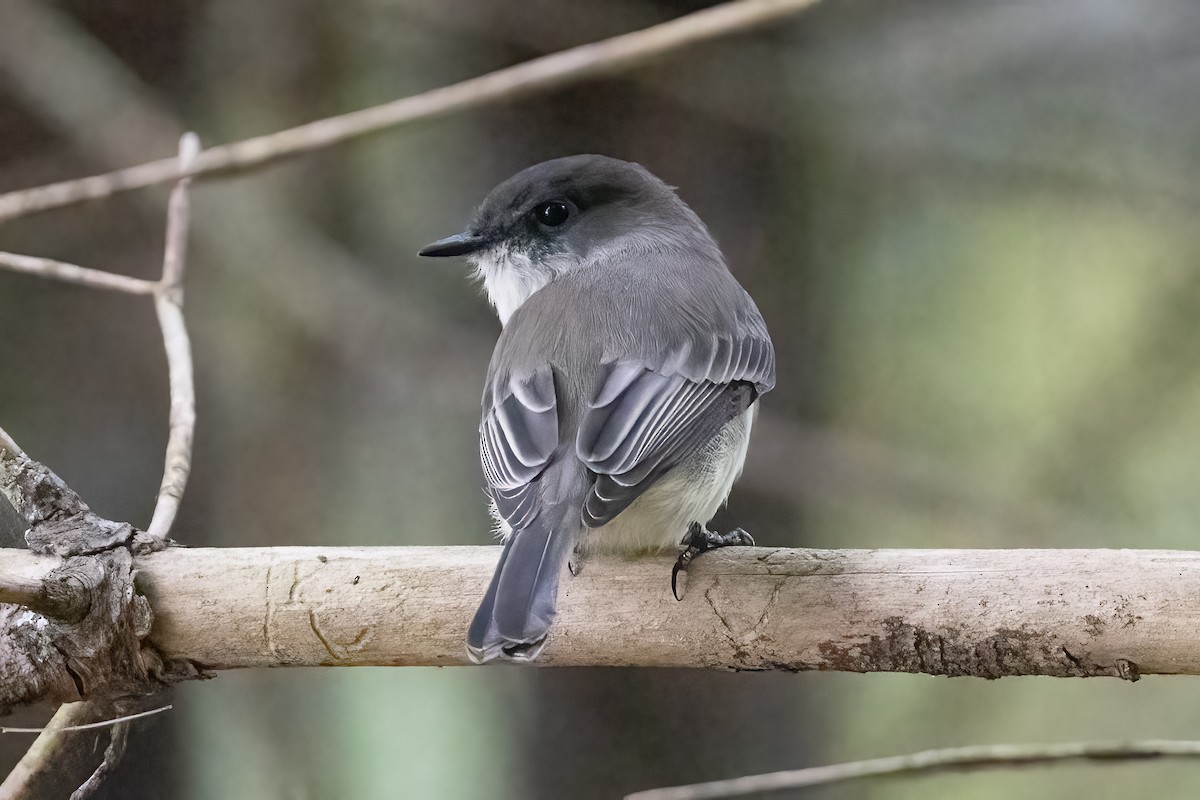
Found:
[419,155,775,663]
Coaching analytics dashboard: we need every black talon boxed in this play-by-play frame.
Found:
[672,523,756,600]
[671,558,687,600]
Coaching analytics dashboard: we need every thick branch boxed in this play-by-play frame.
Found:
[0,0,821,223]
[2,545,1193,676]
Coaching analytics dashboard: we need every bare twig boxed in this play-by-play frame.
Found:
[624,740,1200,799]
[0,252,157,295]
[0,0,821,223]
[0,135,198,799]
[145,134,199,541]
[0,571,89,622]
[1,704,173,735]
[0,136,199,542]
[0,702,107,798]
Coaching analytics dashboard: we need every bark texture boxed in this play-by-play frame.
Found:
[4,545,1192,678]
[0,448,186,711]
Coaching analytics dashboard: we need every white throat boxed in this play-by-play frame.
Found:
[470,243,553,326]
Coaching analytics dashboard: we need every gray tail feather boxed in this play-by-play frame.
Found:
[467,508,576,663]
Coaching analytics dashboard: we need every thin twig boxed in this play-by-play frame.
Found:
[0,702,103,797]
[0,251,158,295]
[0,0,821,223]
[145,134,199,541]
[624,740,1200,799]
[1,705,173,734]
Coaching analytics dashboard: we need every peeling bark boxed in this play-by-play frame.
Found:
[0,449,190,712]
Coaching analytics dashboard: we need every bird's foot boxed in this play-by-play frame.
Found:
[671,522,755,600]
[502,636,549,662]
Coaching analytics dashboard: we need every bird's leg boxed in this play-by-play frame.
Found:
[671,522,755,600]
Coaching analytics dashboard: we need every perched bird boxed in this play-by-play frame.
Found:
[420,155,775,663]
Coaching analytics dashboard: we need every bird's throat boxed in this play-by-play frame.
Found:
[471,243,552,326]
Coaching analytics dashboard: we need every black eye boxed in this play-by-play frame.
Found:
[533,200,570,227]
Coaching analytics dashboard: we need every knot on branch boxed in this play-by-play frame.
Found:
[1,448,196,714]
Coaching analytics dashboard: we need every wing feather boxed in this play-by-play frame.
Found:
[478,258,775,537]
[479,367,558,504]
[577,324,773,527]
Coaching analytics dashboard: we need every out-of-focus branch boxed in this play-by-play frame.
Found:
[0,0,486,404]
[0,0,822,223]
[0,136,200,542]
[146,135,199,541]
[625,740,1200,799]
[0,252,157,295]
[0,135,199,797]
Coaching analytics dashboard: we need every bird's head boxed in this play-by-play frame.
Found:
[419,154,714,325]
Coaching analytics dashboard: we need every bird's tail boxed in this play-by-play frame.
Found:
[467,505,577,663]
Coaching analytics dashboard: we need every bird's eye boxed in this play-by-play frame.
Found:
[533,200,571,227]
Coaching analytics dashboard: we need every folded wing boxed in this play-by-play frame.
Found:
[577,328,775,526]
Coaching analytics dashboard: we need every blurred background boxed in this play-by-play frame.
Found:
[3,0,1200,797]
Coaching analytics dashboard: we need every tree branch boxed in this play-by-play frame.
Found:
[0,0,822,223]
[0,252,157,295]
[624,740,1200,799]
[0,571,89,623]
[0,545,1191,676]
[145,134,199,541]
[0,703,111,799]
[0,132,198,796]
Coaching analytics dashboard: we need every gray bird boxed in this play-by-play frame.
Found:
[420,155,775,662]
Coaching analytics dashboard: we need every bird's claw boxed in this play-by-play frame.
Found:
[671,522,755,600]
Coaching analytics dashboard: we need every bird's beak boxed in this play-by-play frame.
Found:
[418,232,490,258]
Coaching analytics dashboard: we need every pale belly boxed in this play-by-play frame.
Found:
[487,405,758,553]
[578,404,756,555]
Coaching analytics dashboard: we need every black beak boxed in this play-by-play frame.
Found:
[418,232,489,257]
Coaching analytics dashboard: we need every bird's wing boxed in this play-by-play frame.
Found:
[479,254,776,535]
[479,364,559,530]
[578,324,775,526]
